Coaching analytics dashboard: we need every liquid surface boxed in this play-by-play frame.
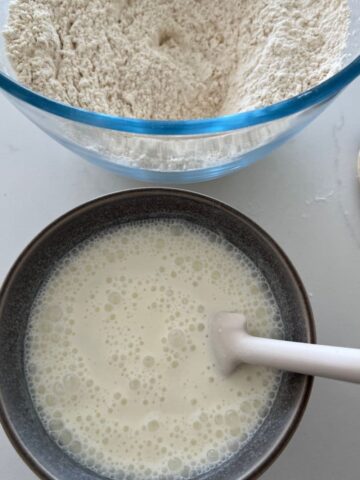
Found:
[26,220,283,479]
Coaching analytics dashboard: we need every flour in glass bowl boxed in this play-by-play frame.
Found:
[4,0,350,120]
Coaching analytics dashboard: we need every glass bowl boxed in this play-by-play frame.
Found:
[0,1,360,184]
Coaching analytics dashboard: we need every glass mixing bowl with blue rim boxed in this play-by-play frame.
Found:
[0,0,360,184]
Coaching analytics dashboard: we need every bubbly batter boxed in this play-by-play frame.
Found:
[26,220,283,479]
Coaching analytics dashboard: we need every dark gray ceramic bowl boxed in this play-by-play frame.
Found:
[0,189,314,480]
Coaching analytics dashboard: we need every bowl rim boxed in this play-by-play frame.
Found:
[0,188,315,480]
[0,54,359,136]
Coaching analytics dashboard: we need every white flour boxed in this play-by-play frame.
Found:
[4,0,350,121]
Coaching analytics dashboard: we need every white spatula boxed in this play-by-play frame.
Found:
[211,312,360,383]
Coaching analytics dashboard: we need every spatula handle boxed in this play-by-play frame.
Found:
[239,334,360,383]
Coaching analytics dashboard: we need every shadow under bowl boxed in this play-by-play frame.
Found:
[0,189,315,480]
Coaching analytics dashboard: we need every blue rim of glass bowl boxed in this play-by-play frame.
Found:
[0,56,360,136]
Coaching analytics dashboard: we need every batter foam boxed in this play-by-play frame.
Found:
[26,220,283,479]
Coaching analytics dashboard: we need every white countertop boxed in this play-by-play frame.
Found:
[1,80,360,479]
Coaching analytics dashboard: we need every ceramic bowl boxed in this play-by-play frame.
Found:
[0,189,315,479]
